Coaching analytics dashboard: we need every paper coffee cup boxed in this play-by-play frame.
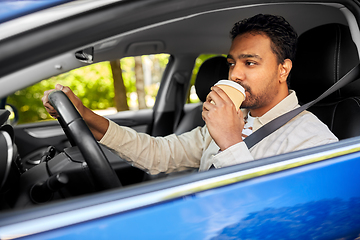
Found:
[214,80,245,109]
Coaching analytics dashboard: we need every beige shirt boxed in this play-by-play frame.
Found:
[100,90,338,175]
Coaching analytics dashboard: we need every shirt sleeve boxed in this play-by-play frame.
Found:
[100,120,205,175]
[211,141,254,169]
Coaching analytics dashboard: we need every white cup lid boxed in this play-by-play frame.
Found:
[215,80,245,96]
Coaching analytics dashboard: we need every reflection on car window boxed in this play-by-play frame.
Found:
[7,54,170,124]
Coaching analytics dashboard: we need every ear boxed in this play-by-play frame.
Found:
[279,59,292,84]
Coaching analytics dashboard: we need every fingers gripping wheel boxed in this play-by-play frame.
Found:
[48,90,121,190]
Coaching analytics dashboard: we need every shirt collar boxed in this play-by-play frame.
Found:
[241,90,300,131]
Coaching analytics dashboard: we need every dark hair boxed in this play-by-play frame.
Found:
[230,14,298,64]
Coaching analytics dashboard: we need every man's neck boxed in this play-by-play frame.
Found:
[249,89,290,117]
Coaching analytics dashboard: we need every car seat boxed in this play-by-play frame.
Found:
[290,23,360,140]
[174,56,229,135]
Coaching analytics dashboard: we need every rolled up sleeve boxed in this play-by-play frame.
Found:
[100,120,206,175]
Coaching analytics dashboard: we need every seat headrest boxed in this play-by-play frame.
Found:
[195,56,229,102]
[290,23,360,104]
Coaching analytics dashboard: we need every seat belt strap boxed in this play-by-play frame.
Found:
[243,63,360,149]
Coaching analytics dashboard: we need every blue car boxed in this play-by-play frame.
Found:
[1,0,360,239]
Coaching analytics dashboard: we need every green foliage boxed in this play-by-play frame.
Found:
[120,57,136,93]
[7,54,169,124]
[7,61,114,124]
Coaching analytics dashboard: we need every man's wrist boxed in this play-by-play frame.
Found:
[219,138,243,151]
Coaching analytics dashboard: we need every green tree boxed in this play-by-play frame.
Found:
[110,59,129,111]
[134,56,146,109]
[7,54,170,124]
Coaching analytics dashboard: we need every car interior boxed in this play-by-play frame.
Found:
[0,0,360,213]
[291,23,360,140]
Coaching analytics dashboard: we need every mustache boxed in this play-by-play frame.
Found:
[236,82,251,93]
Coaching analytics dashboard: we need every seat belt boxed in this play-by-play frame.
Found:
[243,63,360,149]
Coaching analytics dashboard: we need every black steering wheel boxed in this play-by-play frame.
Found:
[49,90,121,190]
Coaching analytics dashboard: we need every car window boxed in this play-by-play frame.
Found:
[187,54,226,103]
[7,54,170,124]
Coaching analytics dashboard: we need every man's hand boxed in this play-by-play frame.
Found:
[42,84,109,141]
[202,86,245,151]
[42,84,85,119]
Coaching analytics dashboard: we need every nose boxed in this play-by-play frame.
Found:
[229,63,245,82]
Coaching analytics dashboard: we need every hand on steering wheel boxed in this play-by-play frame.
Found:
[48,90,121,190]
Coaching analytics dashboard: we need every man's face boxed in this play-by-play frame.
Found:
[227,32,284,113]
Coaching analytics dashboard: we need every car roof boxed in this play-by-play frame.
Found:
[0,0,77,24]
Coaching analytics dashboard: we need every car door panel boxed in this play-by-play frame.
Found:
[14,108,155,162]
